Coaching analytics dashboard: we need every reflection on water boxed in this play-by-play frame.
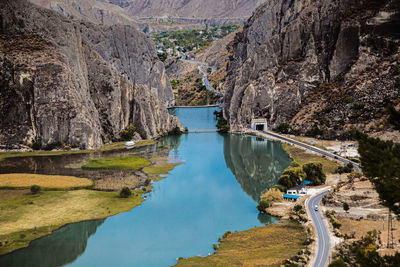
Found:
[224,134,292,201]
[0,220,105,267]
[0,142,172,189]
[0,108,292,267]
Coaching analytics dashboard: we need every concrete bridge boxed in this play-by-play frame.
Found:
[167,105,220,109]
[189,129,218,133]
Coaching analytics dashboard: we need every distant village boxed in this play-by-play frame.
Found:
[152,25,239,61]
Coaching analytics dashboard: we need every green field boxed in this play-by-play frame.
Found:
[81,156,151,170]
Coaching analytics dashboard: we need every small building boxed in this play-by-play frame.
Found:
[283,194,300,202]
[286,185,307,195]
[251,118,268,131]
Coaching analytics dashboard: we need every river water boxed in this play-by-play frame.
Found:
[0,107,291,267]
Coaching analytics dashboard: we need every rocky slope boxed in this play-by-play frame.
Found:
[29,0,150,32]
[223,0,400,139]
[30,0,266,29]
[0,0,179,150]
[111,0,266,25]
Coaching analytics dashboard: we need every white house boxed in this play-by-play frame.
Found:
[251,118,268,131]
[287,185,307,195]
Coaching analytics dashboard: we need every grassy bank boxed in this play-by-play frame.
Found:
[0,187,151,255]
[81,156,150,170]
[0,174,93,190]
[175,221,306,266]
[0,140,155,162]
[282,143,340,174]
[143,158,181,175]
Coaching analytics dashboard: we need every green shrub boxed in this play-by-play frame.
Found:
[328,258,346,267]
[169,126,183,135]
[294,204,303,212]
[30,185,41,194]
[222,231,231,239]
[276,122,291,134]
[31,142,41,150]
[144,178,151,187]
[305,127,323,137]
[352,102,365,110]
[335,163,354,174]
[119,187,132,198]
[387,105,400,130]
[278,167,306,191]
[216,118,230,133]
[302,163,326,185]
[290,161,300,167]
[120,124,136,141]
[43,142,63,151]
[257,199,270,212]
[343,202,350,212]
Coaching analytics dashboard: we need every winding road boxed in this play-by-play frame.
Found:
[308,191,330,267]
[257,129,363,266]
[260,130,361,172]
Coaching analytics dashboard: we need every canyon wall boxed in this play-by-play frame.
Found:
[223,0,400,138]
[0,0,179,149]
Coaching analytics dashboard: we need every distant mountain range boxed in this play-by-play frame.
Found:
[29,0,266,31]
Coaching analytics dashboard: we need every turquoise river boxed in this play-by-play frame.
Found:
[0,107,291,267]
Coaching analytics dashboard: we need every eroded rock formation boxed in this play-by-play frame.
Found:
[0,0,179,149]
[223,0,400,138]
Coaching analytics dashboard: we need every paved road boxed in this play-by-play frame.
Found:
[308,191,330,267]
[260,130,362,172]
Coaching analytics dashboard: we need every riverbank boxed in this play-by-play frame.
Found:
[0,140,155,163]
[0,187,150,255]
[0,140,181,256]
[175,221,307,266]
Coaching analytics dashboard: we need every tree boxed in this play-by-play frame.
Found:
[343,202,350,212]
[356,132,400,216]
[119,187,132,198]
[278,167,306,191]
[302,163,326,185]
[120,124,136,141]
[276,122,291,134]
[30,185,41,194]
[387,105,400,130]
[258,188,283,211]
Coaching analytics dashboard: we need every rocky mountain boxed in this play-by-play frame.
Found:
[29,0,150,32]
[223,0,400,139]
[0,0,180,150]
[119,0,266,25]
[29,0,266,29]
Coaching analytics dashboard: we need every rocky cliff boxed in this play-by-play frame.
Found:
[29,0,150,32]
[30,0,266,28]
[0,0,179,150]
[223,0,400,139]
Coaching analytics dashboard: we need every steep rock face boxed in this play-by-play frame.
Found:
[29,0,266,29]
[0,0,179,149]
[29,0,149,31]
[223,0,400,138]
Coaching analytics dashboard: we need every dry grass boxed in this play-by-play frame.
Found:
[0,174,93,189]
[93,175,140,191]
[143,163,181,175]
[0,188,150,255]
[175,222,306,267]
[282,143,340,174]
